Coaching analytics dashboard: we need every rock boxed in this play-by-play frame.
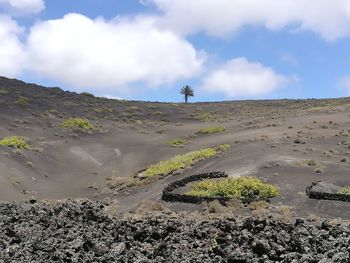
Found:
[111,242,125,256]
[310,181,341,194]
[252,239,271,256]
[0,200,350,262]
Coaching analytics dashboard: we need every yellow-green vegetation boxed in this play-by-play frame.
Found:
[0,136,30,149]
[217,144,231,151]
[135,120,143,125]
[144,145,229,177]
[166,137,188,146]
[196,112,214,122]
[127,106,139,111]
[196,125,225,135]
[338,187,350,195]
[186,176,279,200]
[0,88,8,94]
[59,118,94,130]
[15,96,29,106]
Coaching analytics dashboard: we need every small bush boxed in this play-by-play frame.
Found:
[196,112,214,122]
[166,138,188,146]
[15,96,29,106]
[0,136,30,149]
[59,118,94,130]
[196,126,225,135]
[338,187,350,195]
[216,144,231,151]
[186,176,279,200]
[144,147,219,177]
[135,120,143,125]
[81,92,94,97]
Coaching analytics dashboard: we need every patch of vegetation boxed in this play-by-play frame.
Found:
[59,118,94,130]
[81,92,94,97]
[196,125,225,135]
[195,112,214,122]
[217,144,231,151]
[135,120,143,125]
[338,187,350,195]
[0,136,30,150]
[15,96,29,106]
[0,88,8,94]
[186,176,279,200]
[127,106,139,111]
[144,145,228,177]
[166,137,188,146]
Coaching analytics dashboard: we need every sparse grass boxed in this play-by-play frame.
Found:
[338,187,350,195]
[166,137,188,146]
[127,106,139,111]
[15,96,29,106]
[195,112,214,122]
[59,118,94,130]
[186,176,279,200]
[0,136,30,150]
[196,125,225,135]
[307,106,330,112]
[143,145,228,177]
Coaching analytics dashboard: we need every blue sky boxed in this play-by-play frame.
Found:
[1,0,350,102]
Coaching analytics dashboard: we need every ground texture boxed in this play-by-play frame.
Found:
[0,200,349,263]
[2,77,350,262]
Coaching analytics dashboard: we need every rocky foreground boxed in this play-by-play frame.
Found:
[0,201,349,263]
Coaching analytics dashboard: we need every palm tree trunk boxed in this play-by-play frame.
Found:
[185,95,188,103]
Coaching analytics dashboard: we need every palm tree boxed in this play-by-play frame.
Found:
[180,85,194,103]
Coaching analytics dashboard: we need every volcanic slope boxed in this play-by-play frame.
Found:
[1,76,350,219]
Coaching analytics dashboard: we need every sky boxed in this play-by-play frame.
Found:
[1,0,350,102]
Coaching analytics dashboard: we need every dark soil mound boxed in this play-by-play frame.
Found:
[0,200,349,262]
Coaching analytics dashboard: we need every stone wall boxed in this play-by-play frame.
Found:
[306,181,350,202]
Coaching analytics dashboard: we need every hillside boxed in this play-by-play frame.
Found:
[3,77,350,261]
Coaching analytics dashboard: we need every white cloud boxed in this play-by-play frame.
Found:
[150,0,350,41]
[25,13,205,91]
[201,57,294,97]
[0,0,44,14]
[0,15,25,77]
[339,76,350,94]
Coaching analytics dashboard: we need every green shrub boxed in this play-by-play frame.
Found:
[15,96,29,106]
[0,136,30,149]
[196,126,225,135]
[217,144,231,151]
[186,176,279,200]
[338,187,350,195]
[81,92,94,97]
[59,118,94,130]
[166,138,188,146]
[144,147,224,177]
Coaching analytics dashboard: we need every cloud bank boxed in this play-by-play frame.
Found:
[25,14,205,90]
[0,15,25,77]
[201,57,294,97]
[151,0,350,41]
[0,0,44,14]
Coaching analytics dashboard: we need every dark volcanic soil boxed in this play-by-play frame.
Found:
[2,76,350,219]
[0,200,349,263]
[2,76,350,261]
